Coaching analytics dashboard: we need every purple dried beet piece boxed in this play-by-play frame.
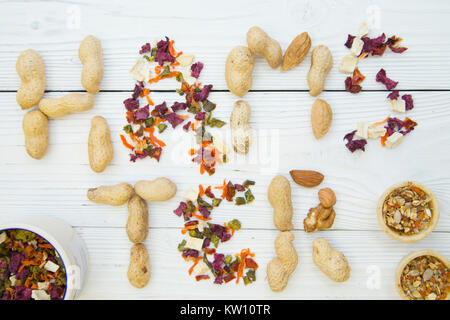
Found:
[376,68,398,90]
[214,275,224,284]
[182,249,199,259]
[171,101,187,112]
[14,286,32,300]
[387,91,400,100]
[156,37,175,66]
[1,290,11,300]
[173,202,187,217]
[183,121,191,132]
[134,105,150,121]
[191,62,204,78]
[9,252,24,274]
[164,113,184,128]
[123,98,140,111]
[234,184,245,192]
[343,130,356,142]
[345,139,367,153]
[202,238,211,249]
[402,94,414,110]
[198,206,211,219]
[212,253,224,272]
[132,84,144,100]
[15,268,29,280]
[154,102,168,116]
[193,84,213,102]
[195,112,205,121]
[139,43,151,54]
[344,34,355,48]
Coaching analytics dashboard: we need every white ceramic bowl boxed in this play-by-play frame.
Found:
[0,216,88,300]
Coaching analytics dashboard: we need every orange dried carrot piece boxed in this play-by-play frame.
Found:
[120,135,134,150]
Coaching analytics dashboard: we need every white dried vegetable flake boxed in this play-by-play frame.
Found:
[32,290,51,300]
[356,122,369,139]
[177,54,194,67]
[192,261,209,276]
[357,21,371,37]
[350,37,364,56]
[0,232,6,244]
[184,189,198,202]
[390,99,406,113]
[130,59,152,82]
[212,136,228,154]
[339,55,358,74]
[368,126,387,139]
[197,220,207,233]
[185,236,204,252]
[385,132,403,148]
[37,282,49,290]
[44,260,59,273]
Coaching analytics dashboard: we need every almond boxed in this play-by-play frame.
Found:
[281,32,311,71]
[311,98,332,139]
[289,170,324,188]
[318,188,336,208]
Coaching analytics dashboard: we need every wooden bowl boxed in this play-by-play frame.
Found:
[377,181,440,243]
[395,250,449,300]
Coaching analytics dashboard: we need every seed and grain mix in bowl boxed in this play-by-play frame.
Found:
[400,255,449,300]
[382,183,433,235]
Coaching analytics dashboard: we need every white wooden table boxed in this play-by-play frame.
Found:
[1,0,449,300]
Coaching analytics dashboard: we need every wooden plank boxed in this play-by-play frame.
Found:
[1,0,450,91]
[1,91,449,232]
[76,227,450,299]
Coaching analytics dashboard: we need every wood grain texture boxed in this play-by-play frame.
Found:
[1,91,449,232]
[1,0,449,300]
[1,0,450,90]
[76,227,450,299]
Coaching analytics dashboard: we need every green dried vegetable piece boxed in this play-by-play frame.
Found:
[243,276,251,285]
[143,144,153,155]
[189,229,204,239]
[246,269,256,282]
[235,197,246,206]
[223,255,233,265]
[208,118,226,128]
[123,124,133,134]
[188,104,201,114]
[212,198,222,207]
[202,227,213,239]
[211,234,220,248]
[243,180,256,188]
[176,88,185,96]
[197,197,213,210]
[144,117,154,127]
[205,112,212,124]
[160,65,171,77]
[227,219,241,231]
[157,123,167,133]
[143,55,154,62]
[186,201,195,213]
[245,189,255,203]
[176,73,185,83]
[222,154,228,163]
[150,47,157,57]
[202,100,216,112]
[14,230,33,242]
[177,239,187,252]
[194,87,202,93]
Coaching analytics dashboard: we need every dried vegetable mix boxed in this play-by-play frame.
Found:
[122,38,227,175]
[400,255,449,300]
[340,22,417,152]
[0,229,66,300]
[173,180,258,285]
